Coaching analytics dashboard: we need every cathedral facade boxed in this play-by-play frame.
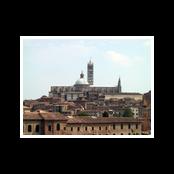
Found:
[49,60,121,101]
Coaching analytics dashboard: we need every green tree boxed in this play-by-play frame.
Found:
[78,112,89,116]
[123,108,134,117]
[102,111,109,117]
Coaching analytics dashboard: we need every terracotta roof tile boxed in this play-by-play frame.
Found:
[23,111,67,121]
[67,116,142,124]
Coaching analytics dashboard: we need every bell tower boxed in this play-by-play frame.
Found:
[87,59,94,85]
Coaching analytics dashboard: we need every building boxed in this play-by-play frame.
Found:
[87,59,94,85]
[23,110,67,135]
[23,111,142,135]
[130,107,139,118]
[49,60,123,101]
[105,93,143,101]
[141,91,151,134]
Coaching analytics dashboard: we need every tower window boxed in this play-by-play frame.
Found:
[85,127,87,131]
[128,124,131,129]
[99,127,101,130]
[92,127,94,130]
[78,127,80,131]
[121,124,123,129]
[113,124,115,130]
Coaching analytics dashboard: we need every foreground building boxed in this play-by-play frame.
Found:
[23,111,142,135]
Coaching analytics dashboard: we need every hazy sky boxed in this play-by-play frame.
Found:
[22,36,153,100]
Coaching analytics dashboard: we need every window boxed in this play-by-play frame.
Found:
[36,125,39,132]
[85,127,87,131]
[105,126,107,130]
[99,127,101,130]
[71,127,73,131]
[57,123,60,131]
[136,124,138,129]
[121,124,123,129]
[113,124,115,130]
[92,127,94,130]
[64,127,66,131]
[128,124,131,129]
[28,125,32,132]
[48,125,51,131]
[78,127,80,131]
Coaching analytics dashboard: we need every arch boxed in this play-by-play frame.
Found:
[28,125,32,132]
[57,123,60,131]
[35,125,39,132]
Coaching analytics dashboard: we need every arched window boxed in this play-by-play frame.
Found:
[36,125,39,132]
[28,125,32,132]
[48,125,51,131]
[57,123,60,131]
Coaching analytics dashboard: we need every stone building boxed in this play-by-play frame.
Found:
[105,93,143,101]
[49,60,122,101]
[23,110,67,135]
[23,111,142,135]
[130,107,139,118]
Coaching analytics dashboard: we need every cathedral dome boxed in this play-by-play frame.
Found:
[75,78,89,85]
[75,71,89,85]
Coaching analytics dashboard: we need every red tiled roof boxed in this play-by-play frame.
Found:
[23,112,43,120]
[41,113,67,121]
[67,116,142,124]
[23,111,67,121]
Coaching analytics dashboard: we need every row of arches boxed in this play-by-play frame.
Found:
[27,125,39,132]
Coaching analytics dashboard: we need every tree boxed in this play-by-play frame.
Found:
[78,112,89,116]
[123,108,134,117]
[102,111,109,117]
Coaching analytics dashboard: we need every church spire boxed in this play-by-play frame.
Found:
[118,77,121,93]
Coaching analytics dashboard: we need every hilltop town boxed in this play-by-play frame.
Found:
[23,60,151,135]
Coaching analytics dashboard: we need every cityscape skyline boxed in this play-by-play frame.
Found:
[22,36,153,100]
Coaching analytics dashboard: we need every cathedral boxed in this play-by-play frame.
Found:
[49,60,122,101]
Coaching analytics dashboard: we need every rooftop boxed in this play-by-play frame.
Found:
[23,111,67,121]
[105,93,142,95]
[67,116,142,124]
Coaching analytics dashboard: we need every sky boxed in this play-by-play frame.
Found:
[22,36,153,100]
